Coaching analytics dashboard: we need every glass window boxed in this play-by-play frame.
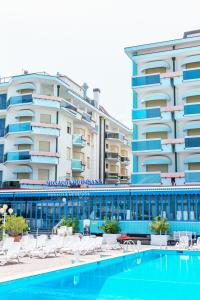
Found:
[38,169,49,180]
[17,173,30,179]
[39,141,50,152]
[0,119,5,137]
[18,144,31,150]
[0,94,7,109]
[40,114,51,124]
[0,144,4,163]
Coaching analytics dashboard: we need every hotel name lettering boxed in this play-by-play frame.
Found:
[47,179,103,187]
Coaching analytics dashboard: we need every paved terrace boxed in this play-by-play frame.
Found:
[0,245,175,283]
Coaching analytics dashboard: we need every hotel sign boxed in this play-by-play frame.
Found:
[47,179,103,187]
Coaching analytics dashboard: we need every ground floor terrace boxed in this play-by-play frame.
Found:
[0,185,200,234]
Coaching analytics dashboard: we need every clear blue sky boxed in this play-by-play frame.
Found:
[0,0,200,126]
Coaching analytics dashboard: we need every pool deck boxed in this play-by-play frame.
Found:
[0,245,175,283]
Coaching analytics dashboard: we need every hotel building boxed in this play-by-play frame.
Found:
[125,30,200,186]
[0,72,131,188]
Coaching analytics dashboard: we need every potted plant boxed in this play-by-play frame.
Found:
[3,215,29,241]
[99,219,121,244]
[150,217,170,246]
[59,217,79,235]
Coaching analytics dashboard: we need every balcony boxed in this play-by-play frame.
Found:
[185,170,200,183]
[105,152,120,161]
[4,151,31,162]
[105,172,119,182]
[183,68,200,81]
[132,74,160,87]
[72,135,86,147]
[8,94,60,109]
[131,172,161,185]
[184,103,200,116]
[120,176,130,182]
[132,139,173,153]
[121,157,130,165]
[132,107,171,122]
[8,94,33,106]
[185,136,200,149]
[5,122,31,134]
[105,132,124,141]
[72,159,85,172]
[5,122,60,137]
[132,139,161,152]
[4,151,59,164]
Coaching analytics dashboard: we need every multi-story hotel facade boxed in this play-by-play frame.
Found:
[125,30,200,186]
[0,72,131,189]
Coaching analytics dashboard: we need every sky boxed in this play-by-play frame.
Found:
[0,0,200,127]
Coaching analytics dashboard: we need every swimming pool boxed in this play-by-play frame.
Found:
[1,250,200,300]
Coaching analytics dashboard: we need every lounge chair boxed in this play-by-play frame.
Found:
[20,238,37,257]
[0,237,14,255]
[0,242,21,265]
[30,239,58,259]
[191,237,200,250]
[176,236,189,249]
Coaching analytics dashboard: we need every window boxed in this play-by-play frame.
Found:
[87,157,90,169]
[18,144,31,150]
[38,169,49,180]
[40,114,51,124]
[0,119,5,137]
[106,143,109,149]
[18,116,32,122]
[66,147,71,160]
[17,173,30,179]
[0,144,4,163]
[0,94,7,110]
[39,141,50,152]
[67,122,71,134]
[106,163,108,169]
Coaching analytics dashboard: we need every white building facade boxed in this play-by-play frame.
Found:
[0,72,131,188]
[125,30,200,185]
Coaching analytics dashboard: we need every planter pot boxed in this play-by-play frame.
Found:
[13,235,21,242]
[66,227,73,236]
[103,233,121,245]
[151,234,169,246]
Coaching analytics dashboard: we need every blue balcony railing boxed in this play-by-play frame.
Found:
[5,122,31,134]
[132,74,160,87]
[132,173,161,185]
[4,151,31,162]
[183,68,200,81]
[185,137,200,148]
[72,159,85,172]
[132,139,161,152]
[185,171,200,183]
[132,107,161,120]
[72,135,86,147]
[8,94,33,106]
[184,103,200,115]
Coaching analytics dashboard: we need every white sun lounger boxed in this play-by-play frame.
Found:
[0,242,21,266]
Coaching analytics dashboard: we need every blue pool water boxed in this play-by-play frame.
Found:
[1,250,200,300]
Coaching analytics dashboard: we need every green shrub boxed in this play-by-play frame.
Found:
[60,217,79,233]
[150,217,169,235]
[99,219,120,234]
[3,215,29,236]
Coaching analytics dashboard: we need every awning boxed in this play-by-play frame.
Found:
[142,124,171,134]
[142,156,171,165]
[183,123,200,130]
[140,61,169,72]
[142,93,170,103]
[182,90,200,99]
[15,110,34,118]
[16,83,36,92]
[14,137,33,145]
[184,155,200,164]
[13,166,32,173]
[181,55,200,66]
